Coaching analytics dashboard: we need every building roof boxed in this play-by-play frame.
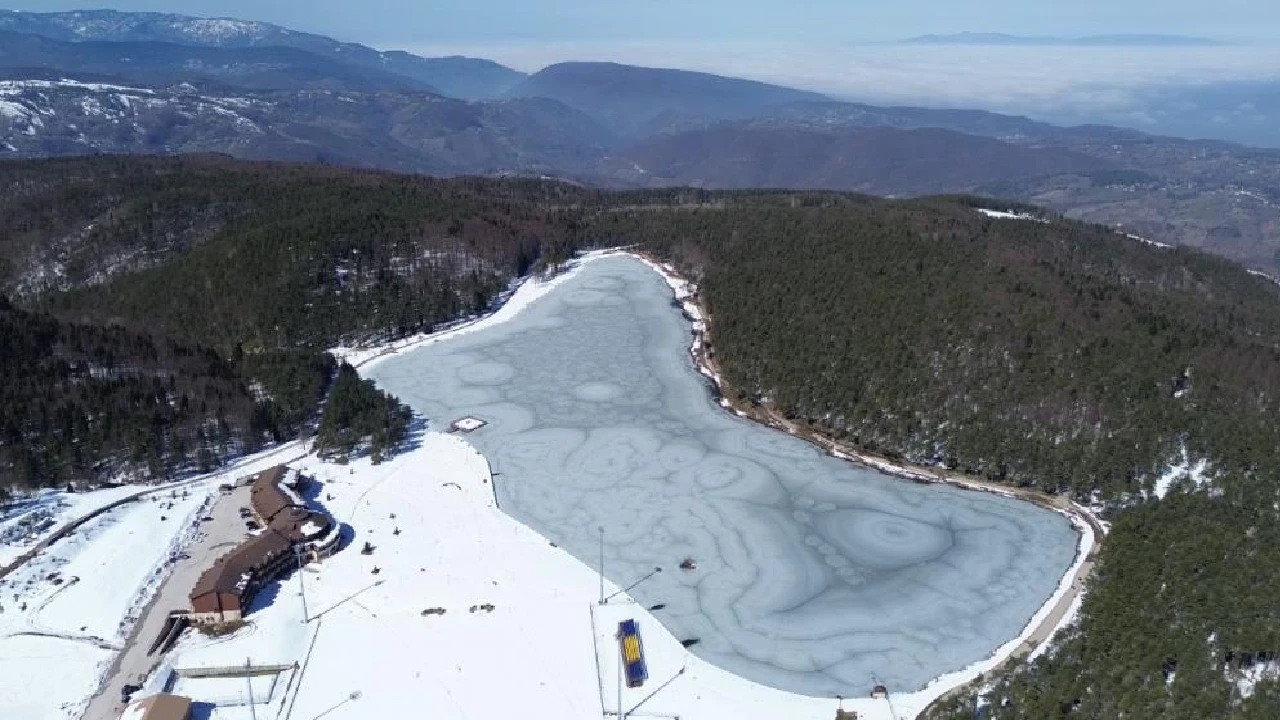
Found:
[190,529,292,601]
[188,464,334,611]
[271,507,331,543]
[120,693,191,720]
[250,465,296,522]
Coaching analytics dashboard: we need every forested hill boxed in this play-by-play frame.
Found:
[589,193,1280,499]
[0,156,579,490]
[9,156,1280,501]
[5,156,1280,716]
[0,298,272,489]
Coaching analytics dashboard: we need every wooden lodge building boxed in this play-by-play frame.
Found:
[188,465,339,625]
[119,693,191,720]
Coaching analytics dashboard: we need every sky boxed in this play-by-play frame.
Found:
[5,0,1278,47]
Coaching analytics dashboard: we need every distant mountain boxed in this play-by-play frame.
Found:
[613,123,1112,195]
[506,62,826,138]
[1,10,1278,273]
[0,76,614,177]
[0,30,437,94]
[902,32,1224,46]
[604,107,1280,271]
[0,9,526,99]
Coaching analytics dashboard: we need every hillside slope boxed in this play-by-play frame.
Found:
[0,297,271,489]
[0,157,579,489]
[508,62,826,138]
[0,8,526,99]
[587,192,1280,497]
[616,124,1112,194]
[0,30,438,93]
[0,77,614,177]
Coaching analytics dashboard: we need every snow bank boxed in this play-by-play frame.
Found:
[333,249,621,371]
[976,208,1047,222]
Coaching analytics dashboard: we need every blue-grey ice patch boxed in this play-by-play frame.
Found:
[369,255,1079,697]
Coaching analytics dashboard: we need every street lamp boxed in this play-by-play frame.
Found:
[597,526,605,605]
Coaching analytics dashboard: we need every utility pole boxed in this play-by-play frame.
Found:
[295,545,309,623]
[245,657,258,720]
[598,526,606,605]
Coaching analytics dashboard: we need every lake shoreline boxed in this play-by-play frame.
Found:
[341,247,1102,714]
[630,250,1105,713]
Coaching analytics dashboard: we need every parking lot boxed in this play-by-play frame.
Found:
[81,479,258,720]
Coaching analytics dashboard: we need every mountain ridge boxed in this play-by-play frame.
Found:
[0,8,527,99]
[507,61,826,138]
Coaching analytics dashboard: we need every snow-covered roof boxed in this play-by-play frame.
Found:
[450,416,486,432]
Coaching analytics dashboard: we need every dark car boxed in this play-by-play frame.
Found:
[120,683,141,703]
[245,521,260,530]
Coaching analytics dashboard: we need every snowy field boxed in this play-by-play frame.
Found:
[0,443,309,720]
[0,485,143,567]
[0,488,208,720]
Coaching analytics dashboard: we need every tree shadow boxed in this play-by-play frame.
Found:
[399,415,428,455]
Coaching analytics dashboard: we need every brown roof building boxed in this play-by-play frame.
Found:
[189,530,293,623]
[250,465,296,523]
[188,465,338,625]
[120,693,191,720]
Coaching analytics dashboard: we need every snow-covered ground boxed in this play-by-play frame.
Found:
[0,489,208,720]
[166,434,918,720]
[0,442,308,720]
[160,423,1091,720]
[1152,451,1212,500]
[0,485,142,567]
[976,208,1046,222]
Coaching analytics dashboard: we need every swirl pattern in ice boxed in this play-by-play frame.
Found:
[368,256,1078,697]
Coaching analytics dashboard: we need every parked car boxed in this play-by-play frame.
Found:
[245,521,260,530]
[120,683,141,703]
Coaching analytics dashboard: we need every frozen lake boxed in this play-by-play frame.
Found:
[368,255,1078,697]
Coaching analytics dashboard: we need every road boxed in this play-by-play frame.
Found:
[80,481,256,720]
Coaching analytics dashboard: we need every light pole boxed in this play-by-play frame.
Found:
[597,526,605,605]
[295,545,310,623]
[245,657,257,720]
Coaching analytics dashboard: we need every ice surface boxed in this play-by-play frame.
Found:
[369,255,1078,697]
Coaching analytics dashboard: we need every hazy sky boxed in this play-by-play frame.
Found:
[5,0,1277,47]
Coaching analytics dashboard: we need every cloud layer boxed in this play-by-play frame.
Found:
[418,40,1280,144]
